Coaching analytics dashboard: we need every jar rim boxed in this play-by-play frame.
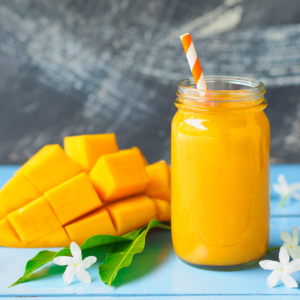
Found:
[177,75,266,102]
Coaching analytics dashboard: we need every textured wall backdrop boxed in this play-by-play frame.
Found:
[0,0,300,164]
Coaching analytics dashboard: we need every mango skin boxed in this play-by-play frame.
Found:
[7,196,62,244]
[64,134,119,171]
[21,144,82,193]
[89,149,149,202]
[65,208,117,245]
[45,172,102,225]
[106,194,156,235]
[0,172,41,215]
[144,161,171,203]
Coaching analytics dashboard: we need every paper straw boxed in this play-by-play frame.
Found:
[180,33,208,90]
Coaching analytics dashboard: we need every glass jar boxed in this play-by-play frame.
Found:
[171,76,270,270]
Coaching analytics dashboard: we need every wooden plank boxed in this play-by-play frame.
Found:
[0,218,299,297]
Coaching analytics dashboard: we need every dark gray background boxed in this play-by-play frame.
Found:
[0,0,300,165]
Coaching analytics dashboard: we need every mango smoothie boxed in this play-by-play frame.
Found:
[171,76,270,269]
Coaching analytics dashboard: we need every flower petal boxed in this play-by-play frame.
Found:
[53,256,74,266]
[267,270,281,288]
[280,231,293,244]
[63,265,75,286]
[259,260,281,270]
[281,273,298,288]
[81,256,97,269]
[291,191,300,201]
[292,246,300,259]
[75,267,92,283]
[279,247,290,264]
[292,227,299,246]
[282,243,293,258]
[278,174,288,187]
[285,259,300,274]
[70,242,82,263]
[273,184,283,195]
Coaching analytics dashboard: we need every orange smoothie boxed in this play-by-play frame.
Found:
[171,76,270,268]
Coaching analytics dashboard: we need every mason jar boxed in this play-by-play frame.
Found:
[171,76,270,270]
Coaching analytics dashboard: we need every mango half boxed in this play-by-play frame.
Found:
[0,134,171,247]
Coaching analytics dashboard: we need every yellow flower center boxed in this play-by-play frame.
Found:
[74,263,78,267]
[290,245,293,248]
[281,268,284,271]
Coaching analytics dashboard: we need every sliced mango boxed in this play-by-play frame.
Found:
[21,144,82,192]
[106,195,156,235]
[64,134,119,171]
[45,172,102,225]
[120,147,148,166]
[144,161,171,202]
[27,228,71,248]
[151,198,171,222]
[7,196,61,243]
[16,145,55,174]
[89,149,149,202]
[65,208,117,245]
[0,218,23,247]
[0,172,41,215]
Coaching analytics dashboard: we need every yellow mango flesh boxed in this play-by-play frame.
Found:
[151,198,171,222]
[89,149,149,202]
[65,208,117,245]
[64,134,119,171]
[144,161,171,202]
[21,144,82,192]
[120,147,148,166]
[0,218,23,247]
[106,195,156,235]
[0,172,41,215]
[7,196,61,243]
[45,172,102,225]
[0,136,170,248]
[27,228,71,248]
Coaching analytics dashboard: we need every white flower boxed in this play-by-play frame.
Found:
[53,242,97,286]
[273,174,300,206]
[259,247,300,288]
[280,227,300,260]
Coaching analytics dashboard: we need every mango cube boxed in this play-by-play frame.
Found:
[0,172,41,215]
[7,196,61,243]
[144,161,171,202]
[65,208,117,245]
[0,218,23,247]
[106,195,156,235]
[120,147,148,166]
[21,144,82,192]
[45,172,102,225]
[151,198,171,222]
[64,134,119,171]
[89,149,149,202]
[27,228,71,248]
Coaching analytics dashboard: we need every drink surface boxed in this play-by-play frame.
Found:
[171,99,270,266]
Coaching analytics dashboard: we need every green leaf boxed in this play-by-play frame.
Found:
[98,219,171,286]
[10,234,132,287]
[9,250,57,287]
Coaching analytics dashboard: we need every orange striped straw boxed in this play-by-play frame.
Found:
[180,33,208,91]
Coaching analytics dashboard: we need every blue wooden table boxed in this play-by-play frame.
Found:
[0,165,300,299]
